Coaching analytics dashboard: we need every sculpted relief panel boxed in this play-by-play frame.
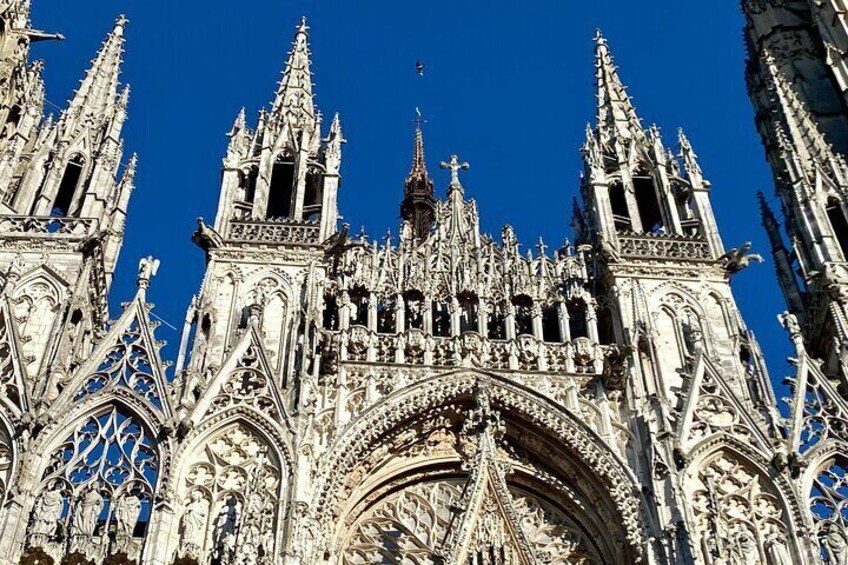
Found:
[688,452,792,565]
[176,423,283,565]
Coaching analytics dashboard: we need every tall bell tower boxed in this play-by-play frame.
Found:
[0,13,137,411]
[174,18,344,413]
[580,32,783,563]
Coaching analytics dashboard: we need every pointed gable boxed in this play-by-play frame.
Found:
[786,344,848,455]
[189,326,290,426]
[56,283,172,417]
[677,347,771,453]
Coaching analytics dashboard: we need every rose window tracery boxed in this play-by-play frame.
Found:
[176,423,282,565]
[27,407,159,562]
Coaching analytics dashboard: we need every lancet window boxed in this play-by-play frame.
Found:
[267,158,295,219]
[567,298,589,340]
[633,172,663,234]
[609,181,631,232]
[459,292,479,334]
[239,166,258,205]
[26,407,159,562]
[175,424,283,565]
[323,294,339,331]
[487,302,507,340]
[404,290,425,331]
[810,457,848,563]
[826,197,848,260]
[52,154,85,217]
[349,287,369,328]
[596,304,615,345]
[376,296,396,334]
[432,298,451,337]
[303,170,322,222]
[513,295,534,337]
[542,304,562,343]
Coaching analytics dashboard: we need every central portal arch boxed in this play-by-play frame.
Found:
[317,371,645,564]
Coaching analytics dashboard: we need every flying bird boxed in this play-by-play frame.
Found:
[416,60,425,76]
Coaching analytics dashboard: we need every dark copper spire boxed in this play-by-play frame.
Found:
[401,110,436,241]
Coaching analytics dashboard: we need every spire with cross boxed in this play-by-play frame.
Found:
[401,109,436,241]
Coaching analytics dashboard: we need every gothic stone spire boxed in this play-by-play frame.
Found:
[270,17,316,141]
[764,51,846,184]
[594,29,645,155]
[67,15,127,123]
[400,112,435,241]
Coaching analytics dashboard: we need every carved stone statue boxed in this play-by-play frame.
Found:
[137,256,160,286]
[827,525,848,565]
[728,530,760,565]
[777,311,801,339]
[212,496,239,564]
[180,490,210,557]
[69,487,103,556]
[28,487,63,544]
[764,531,792,565]
[72,487,103,538]
[113,493,142,546]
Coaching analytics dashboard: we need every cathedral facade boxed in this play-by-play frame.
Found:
[0,0,844,563]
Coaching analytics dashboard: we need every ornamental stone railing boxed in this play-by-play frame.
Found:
[0,215,98,237]
[229,219,321,245]
[617,233,712,261]
[325,326,605,375]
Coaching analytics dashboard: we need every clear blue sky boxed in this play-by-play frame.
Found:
[35,1,794,390]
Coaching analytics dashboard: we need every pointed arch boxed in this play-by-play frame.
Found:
[160,410,293,564]
[683,441,805,564]
[316,370,645,563]
[801,442,848,561]
[632,165,664,234]
[52,153,86,216]
[10,266,69,380]
[24,397,165,562]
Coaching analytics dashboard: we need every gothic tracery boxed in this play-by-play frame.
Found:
[0,1,842,564]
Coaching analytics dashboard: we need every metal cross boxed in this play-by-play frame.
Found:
[413,107,427,129]
[440,154,470,187]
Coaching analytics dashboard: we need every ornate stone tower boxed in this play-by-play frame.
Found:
[0,5,149,565]
[744,1,848,561]
[0,10,137,407]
